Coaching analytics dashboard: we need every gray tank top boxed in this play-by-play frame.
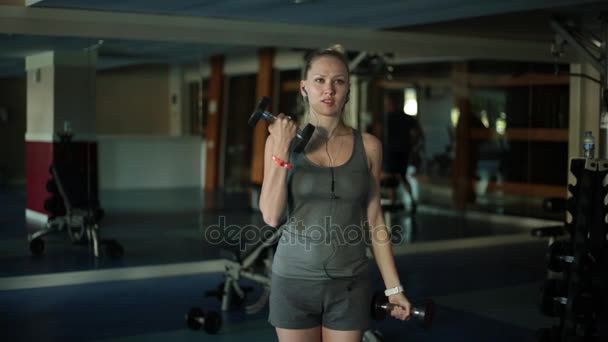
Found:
[272,128,371,280]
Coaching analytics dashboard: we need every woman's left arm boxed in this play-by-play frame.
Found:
[362,132,411,321]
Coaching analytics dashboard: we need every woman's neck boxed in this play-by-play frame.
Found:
[309,114,345,140]
[304,113,351,154]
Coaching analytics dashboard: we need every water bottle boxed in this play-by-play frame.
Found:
[601,111,608,159]
[582,131,595,159]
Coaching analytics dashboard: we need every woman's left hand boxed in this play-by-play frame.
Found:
[388,292,411,321]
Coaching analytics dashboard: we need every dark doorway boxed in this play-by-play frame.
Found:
[222,74,256,191]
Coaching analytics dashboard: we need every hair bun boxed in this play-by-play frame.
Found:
[326,44,346,55]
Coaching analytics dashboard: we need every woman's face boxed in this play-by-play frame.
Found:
[301,55,349,118]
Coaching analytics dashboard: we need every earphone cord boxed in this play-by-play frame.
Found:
[324,168,356,291]
[320,131,358,290]
[323,135,338,280]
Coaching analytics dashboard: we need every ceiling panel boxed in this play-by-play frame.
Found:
[31,0,601,29]
[0,0,604,77]
[0,33,250,76]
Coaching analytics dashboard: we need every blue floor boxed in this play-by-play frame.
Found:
[0,242,553,341]
[0,187,560,341]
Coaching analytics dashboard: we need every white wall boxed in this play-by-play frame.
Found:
[97,135,205,190]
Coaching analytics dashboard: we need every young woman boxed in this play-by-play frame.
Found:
[260,45,411,342]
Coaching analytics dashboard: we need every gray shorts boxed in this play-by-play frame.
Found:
[268,273,371,331]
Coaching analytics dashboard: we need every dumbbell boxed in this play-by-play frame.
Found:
[371,291,435,330]
[546,241,592,274]
[540,279,594,321]
[248,96,315,153]
[546,240,574,273]
[185,307,222,334]
[540,279,567,317]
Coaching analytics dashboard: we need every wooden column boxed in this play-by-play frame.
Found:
[451,62,473,211]
[204,55,224,191]
[250,48,275,185]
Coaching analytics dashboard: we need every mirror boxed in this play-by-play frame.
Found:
[0,32,571,278]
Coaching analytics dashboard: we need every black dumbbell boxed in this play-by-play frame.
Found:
[371,291,435,330]
[248,96,315,153]
[540,279,594,320]
[546,240,574,273]
[29,237,45,256]
[185,307,222,334]
[540,279,567,317]
[546,241,592,274]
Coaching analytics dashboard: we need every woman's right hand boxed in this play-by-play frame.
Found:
[268,113,297,148]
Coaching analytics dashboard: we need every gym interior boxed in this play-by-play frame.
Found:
[0,1,607,341]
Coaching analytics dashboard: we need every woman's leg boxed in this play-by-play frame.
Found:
[321,327,363,342]
[276,327,321,342]
[321,276,370,342]
[269,275,324,341]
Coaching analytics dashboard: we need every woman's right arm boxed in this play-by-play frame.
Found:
[259,114,296,227]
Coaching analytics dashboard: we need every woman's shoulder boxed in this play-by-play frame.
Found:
[359,131,382,169]
[360,131,382,152]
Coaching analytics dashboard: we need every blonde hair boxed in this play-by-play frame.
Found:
[300,44,351,128]
[302,44,349,79]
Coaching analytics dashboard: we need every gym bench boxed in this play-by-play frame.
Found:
[28,163,123,258]
[206,226,282,314]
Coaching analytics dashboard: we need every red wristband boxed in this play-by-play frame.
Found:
[272,155,293,169]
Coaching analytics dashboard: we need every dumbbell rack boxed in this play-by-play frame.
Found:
[539,158,608,341]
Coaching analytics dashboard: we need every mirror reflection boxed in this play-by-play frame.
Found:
[0,34,573,273]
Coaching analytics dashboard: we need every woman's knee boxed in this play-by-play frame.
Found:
[276,326,321,342]
[321,327,363,342]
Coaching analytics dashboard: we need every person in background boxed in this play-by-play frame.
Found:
[382,89,424,233]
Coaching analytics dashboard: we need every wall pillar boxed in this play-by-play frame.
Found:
[204,55,224,191]
[25,50,98,225]
[451,62,473,211]
[251,48,275,186]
